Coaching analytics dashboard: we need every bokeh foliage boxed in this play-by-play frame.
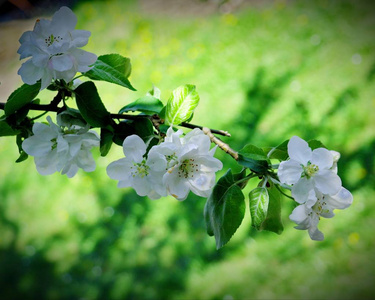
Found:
[0,0,374,299]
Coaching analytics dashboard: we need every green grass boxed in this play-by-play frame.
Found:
[0,0,374,299]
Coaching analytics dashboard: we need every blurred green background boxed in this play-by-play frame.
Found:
[0,0,375,299]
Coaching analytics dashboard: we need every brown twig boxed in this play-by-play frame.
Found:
[202,127,238,160]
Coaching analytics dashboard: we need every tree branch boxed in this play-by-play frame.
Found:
[0,102,231,137]
[202,127,238,160]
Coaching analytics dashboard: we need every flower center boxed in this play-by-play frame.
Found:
[165,153,178,169]
[130,160,149,178]
[50,138,57,150]
[302,162,319,178]
[45,34,63,47]
[178,158,199,179]
[310,195,330,219]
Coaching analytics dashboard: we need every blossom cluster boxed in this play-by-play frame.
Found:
[107,127,223,200]
[17,6,97,90]
[278,136,353,240]
[22,114,100,178]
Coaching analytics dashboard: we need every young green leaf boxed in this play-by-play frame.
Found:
[238,144,269,174]
[83,54,135,90]
[4,82,41,116]
[74,81,112,128]
[164,84,199,125]
[308,139,326,150]
[118,96,164,115]
[249,187,269,230]
[147,85,161,99]
[204,169,245,249]
[262,139,289,161]
[260,185,284,234]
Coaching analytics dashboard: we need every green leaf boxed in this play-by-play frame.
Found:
[0,119,21,136]
[118,96,164,115]
[112,118,155,146]
[4,82,41,116]
[83,54,135,90]
[263,140,289,161]
[249,187,269,230]
[308,139,326,150]
[164,84,200,125]
[74,81,112,128]
[15,133,28,163]
[260,185,284,234]
[147,85,161,99]
[238,144,269,174]
[204,169,245,249]
[100,127,114,156]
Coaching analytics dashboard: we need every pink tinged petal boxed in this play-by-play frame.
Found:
[50,54,74,72]
[291,177,314,204]
[314,170,341,195]
[288,136,312,164]
[18,60,43,85]
[311,148,333,170]
[278,160,303,185]
[326,187,353,210]
[122,135,146,162]
[107,158,133,181]
[51,6,77,33]
[70,29,91,47]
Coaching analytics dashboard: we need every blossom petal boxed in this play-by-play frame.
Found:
[291,177,314,204]
[311,148,333,170]
[314,170,341,195]
[70,29,91,47]
[132,176,152,196]
[278,159,303,185]
[122,135,146,162]
[50,54,74,72]
[164,172,190,200]
[326,187,353,210]
[22,136,53,156]
[308,226,324,241]
[51,6,77,33]
[18,60,43,85]
[289,205,308,226]
[107,158,133,181]
[288,136,312,164]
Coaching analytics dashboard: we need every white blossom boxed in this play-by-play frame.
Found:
[289,187,353,241]
[278,136,342,204]
[106,135,166,199]
[151,128,223,200]
[22,116,99,177]
[17,6,97,90]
